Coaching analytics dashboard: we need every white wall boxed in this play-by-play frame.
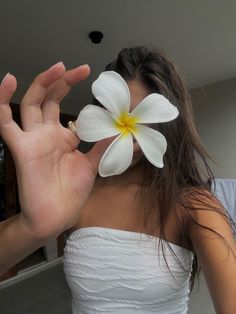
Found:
[191,77,236,179]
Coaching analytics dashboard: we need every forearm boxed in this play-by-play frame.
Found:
[0,214,48,276]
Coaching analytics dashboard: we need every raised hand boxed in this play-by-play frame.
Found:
[0,63,106,239]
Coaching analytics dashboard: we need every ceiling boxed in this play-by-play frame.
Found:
[1,0,236,114]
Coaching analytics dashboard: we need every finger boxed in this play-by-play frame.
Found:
[41,64,90,123]
[0,74,23,148]
[64,125,81,149]
[20,62,66,131]
[0,73,17,125]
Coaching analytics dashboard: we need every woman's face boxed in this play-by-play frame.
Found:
[97,79,150,169]
[126,79,150,167]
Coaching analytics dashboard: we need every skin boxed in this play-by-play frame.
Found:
[0,64,235,313]
[0,63,109,272]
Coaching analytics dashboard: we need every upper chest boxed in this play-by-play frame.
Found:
[71,184,192,251]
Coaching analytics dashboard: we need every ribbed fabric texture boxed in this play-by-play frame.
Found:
[63,227,194,314]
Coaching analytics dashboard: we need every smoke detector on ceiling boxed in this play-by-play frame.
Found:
[88,31,104,44]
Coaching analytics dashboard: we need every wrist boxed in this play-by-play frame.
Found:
[17,214,49,245]
[0,214,48,275]
[17,213,63,243]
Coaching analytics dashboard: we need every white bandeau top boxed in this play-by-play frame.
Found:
[63,227,194,314]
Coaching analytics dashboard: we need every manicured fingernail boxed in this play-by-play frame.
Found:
[49,62,64,69]
[80,64,89,69]
[1,73,10,85]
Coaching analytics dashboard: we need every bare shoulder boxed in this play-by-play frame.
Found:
[180,188,236,313]
[173,188,234,250]
[181,188,233,235]
[178,188,233,239]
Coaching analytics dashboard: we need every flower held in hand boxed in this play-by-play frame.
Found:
[76,71,179,177]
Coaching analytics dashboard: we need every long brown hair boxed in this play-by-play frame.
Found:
[94,46,236,291]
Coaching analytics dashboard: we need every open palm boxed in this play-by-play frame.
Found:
[0,63,106,239]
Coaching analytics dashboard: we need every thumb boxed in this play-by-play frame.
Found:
[85,137,115,173]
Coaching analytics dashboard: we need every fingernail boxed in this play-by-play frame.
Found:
[80,64,89,70]
[1,72,10,85]
[49,61,64,69]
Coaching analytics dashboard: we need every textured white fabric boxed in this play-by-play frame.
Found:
[63,227,194,314]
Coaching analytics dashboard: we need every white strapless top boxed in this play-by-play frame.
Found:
[63,227,194,314]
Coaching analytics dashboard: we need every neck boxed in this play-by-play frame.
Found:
[96,163,145,187]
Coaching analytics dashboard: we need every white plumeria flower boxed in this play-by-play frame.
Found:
[76,71,179,177]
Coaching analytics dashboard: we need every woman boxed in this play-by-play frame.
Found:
[0,47,235,313]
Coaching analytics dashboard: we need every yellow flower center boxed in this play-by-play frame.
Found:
[114,112,138,136]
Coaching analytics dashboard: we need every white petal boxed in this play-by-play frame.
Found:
[130,93,179,123]
[76,105,120,142]
[92,71,130,117]
[133,125,167,168]
[98,132,133,177]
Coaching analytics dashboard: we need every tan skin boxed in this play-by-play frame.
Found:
[0,64,235,313]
